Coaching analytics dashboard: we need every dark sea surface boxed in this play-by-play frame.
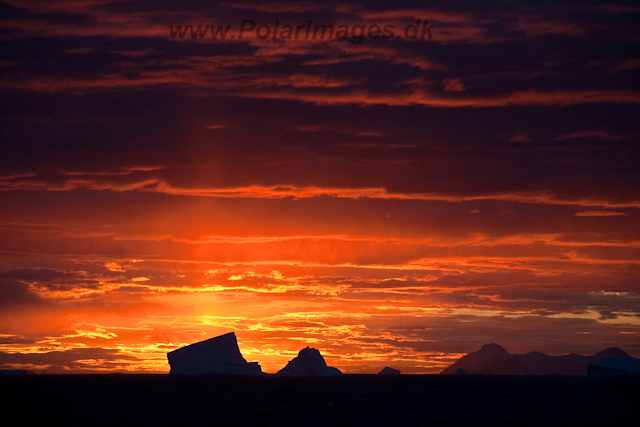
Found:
[1,374,638,426]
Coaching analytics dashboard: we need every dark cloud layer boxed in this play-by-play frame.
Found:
[0,347,140,372]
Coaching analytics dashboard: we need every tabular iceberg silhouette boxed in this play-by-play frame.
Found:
[276,346,342,377]
[167,332,265,375]
[588,358,640,379]
[0,370,27,376]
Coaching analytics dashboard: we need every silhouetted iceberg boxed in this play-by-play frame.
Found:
[441,343,638,376]
[378,367,401,375]
[167,332,265,375]
[275,346,342,376]
[0,369,27,376]
[588,358,640,379]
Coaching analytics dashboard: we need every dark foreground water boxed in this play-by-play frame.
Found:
[1,374,638,426]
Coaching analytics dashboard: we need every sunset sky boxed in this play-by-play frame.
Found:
[1,0,639,374]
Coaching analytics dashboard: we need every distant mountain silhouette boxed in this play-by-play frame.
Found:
[441,343,637,376]
[167,332,265,375]
[276,346,342,377]
[378,367,401,375]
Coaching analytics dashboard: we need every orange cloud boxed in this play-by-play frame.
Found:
[574,211,628,217]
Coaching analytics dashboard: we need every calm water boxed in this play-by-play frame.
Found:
[2,374,638,426]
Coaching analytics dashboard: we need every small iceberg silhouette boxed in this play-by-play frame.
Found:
[377,367,400,375]
[276,346,342,377]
